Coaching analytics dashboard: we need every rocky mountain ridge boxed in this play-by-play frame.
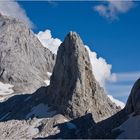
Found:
[0,14,55,93]
[0,14,140,139]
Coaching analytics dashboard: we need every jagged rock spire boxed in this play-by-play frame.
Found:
[47,31,118,122]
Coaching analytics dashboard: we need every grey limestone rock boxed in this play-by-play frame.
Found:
[0,14,55,93]
[47,31,119,122]
[0,114,69,139]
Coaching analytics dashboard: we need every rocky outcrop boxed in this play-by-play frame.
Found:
[0,14,55,93]
[111,79,140,139]
[47,31,119,122]
[0,85,92,139]
[88,78,140,139]
[125,78,140,114]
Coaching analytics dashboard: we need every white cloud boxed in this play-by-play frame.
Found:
[94,0,135,20]
[0,0,33,28]
[85,45,116,87]
[36,29,62,54]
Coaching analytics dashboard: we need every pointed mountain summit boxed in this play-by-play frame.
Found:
[47,31,119,122]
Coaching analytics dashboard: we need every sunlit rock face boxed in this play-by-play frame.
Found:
[0,15,55,93]
[47,31,119,122]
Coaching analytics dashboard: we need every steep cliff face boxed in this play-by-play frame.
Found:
[114,78,140,139]
[47,31,119,122]
[0,15,55,93]
[125,78,140,114]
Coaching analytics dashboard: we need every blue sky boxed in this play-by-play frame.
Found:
[1,1,140,103]
[18,1,140,72]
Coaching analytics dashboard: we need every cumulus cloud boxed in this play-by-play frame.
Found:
[93,0,135,20]
[36,29,62,54]
[0,0,33,28]
[85,45,116,87]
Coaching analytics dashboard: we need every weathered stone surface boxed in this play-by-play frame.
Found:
[125,78,140,114]
[0,114,69,139]
[0,86,93,139]
[88,78,140,139]
[47,31,119,122]
[0,15,55,93]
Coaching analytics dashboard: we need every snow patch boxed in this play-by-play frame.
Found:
[44,72,52,86]
[0,82,14,102]
[108,95,125,109]
[28,126,39,136]
[44,80,50,86]
[0,82,14,95]
[47,72,52,77]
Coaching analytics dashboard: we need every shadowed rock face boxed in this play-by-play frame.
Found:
[47,31,119,122]
[0,15,55,93]
[126,78,140,114]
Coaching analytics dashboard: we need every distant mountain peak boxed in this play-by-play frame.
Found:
[0,15,55,93]
[126,78,140,114]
